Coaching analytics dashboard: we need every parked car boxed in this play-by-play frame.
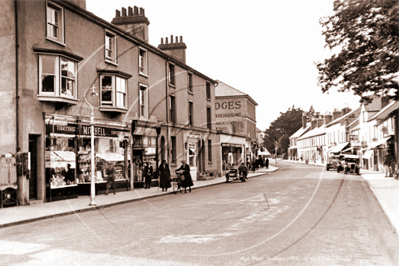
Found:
[326,155,342,171]
[337,154,360,175]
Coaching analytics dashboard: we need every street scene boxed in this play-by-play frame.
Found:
[1,161,399,265]
[0,0,398,265]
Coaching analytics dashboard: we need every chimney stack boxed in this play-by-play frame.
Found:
[332,108,342,121]
[317,118,325,128]
[302,113,307,129]
[324,112,333,125]
[311,119,318,130]
[158,35,187,64]
[111,6,150,42]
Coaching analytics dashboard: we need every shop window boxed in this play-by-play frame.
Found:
[208,139,212,162]
[140,84,148,118]
[171,136,176,163]
[139,47,148,76]
[105,30,117,64]
[170,96,176,123]
[46,2,64,44]
[38,55,78,104]
[169,63,175,86]
[99,74,129,112]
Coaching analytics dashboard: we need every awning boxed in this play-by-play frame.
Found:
[133,127,157,137]
[329,142,350,153]
[373,101,399,125]
[96,153,125,162]
[52,151,76,162]
[368,137,392,149]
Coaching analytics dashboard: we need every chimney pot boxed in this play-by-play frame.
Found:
[165,37,168,44]
[115,10,120,17]
[180,36,183,43]
[175,36,178,43]
[161,38,164,44]
[134,6,139,15]
[128,6,133,16]
[121,7,126,17]
[140,7,144,16]
[170,35,174,43]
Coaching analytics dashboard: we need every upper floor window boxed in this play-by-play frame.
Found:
[139,84,149,118]
[206,82,211,100]
[188,73,193,93]
[46,3,64,44]
[170,96,176,123]
[100,75,127,111]
[208,139,212,162]
[207,107,212,130]
[188,101,193,126]
[105,31,117,64]
[169,63,175,86]
[38,55,77,103]
[139,47,148,76]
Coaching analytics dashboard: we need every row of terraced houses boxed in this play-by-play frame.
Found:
[288,95,399,174]
[0,0,258,207]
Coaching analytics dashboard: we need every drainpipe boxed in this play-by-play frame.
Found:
[165,57,170,165]
[15,0,20,153]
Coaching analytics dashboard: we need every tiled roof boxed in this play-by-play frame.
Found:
[215,80,247,96]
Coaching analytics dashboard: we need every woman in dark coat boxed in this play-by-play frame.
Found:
[159,160,171,191]
[176,160,193,193]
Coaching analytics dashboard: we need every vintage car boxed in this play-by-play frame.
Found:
[337,154,360,175]
[326,155,342,171]
[225,164,245,182]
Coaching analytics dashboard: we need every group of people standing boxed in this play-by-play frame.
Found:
[248,157,269,172]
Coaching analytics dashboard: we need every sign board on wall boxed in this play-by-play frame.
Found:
[215,99,245,134]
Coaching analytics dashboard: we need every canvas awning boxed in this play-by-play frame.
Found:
[133,127,158,137]
[329,142,350,153]
[374,101,399,125]
[96,153,125,162]
[368,137,392,150]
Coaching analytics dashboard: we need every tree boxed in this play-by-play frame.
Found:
[316,0,399,158]
[263,106,304,156]
[316,0,398,100]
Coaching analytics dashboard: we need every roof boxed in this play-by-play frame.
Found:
[215,80,258,106]
[289,125,311,139]
[347,118,359,130]
[368,100,399,123]
[298,125,326,141]
[326,107,360,127]
[364,96,383,112]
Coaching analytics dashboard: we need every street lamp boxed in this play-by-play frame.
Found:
[84,86,98,206]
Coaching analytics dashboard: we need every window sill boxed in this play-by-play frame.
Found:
[208,161,212,164]
[207,98,211,102]
[139,72,149,78]
[37,95,78,105]
[105,59,118,66]
[169,84,176,88]
[99,106,128,113]
[46,37,66,47]
[188,91,194,95]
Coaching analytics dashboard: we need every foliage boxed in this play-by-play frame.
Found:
[316,0,399,101]
[263,106,304,155]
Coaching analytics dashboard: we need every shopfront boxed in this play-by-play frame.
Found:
[45,117,130,201]
[219,134,246,174]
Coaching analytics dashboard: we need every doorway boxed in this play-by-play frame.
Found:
[29,135,38,200]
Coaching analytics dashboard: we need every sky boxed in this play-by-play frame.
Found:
[86,0,362,131]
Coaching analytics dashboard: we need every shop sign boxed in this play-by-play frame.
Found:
[221,143,242,148]
[46,124,77,134]
[81,125,128,137]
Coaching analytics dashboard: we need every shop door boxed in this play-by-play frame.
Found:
[160,136,165,162]
[29,135,38,200]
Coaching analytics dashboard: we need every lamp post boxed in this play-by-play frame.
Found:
[84,86,98,206]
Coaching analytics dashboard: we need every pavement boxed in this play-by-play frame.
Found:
[289,159,399,234]
[0,166,279,228]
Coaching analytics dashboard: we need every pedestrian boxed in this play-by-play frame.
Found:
[251,160,256,173]
[238,162,248,181]
[384,153,393,177]
[105,162,116,195]
[158,160,171,191]
[265,158,269,169]
[176,160,193,193]
[144,162,153,189]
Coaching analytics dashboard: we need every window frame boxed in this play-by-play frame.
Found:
[208,139,212,163]
[188,101,193,126]
[170,95,176,123]
[139,47,148,77]
[139,84,149,118]
[171,136,177,164]
[206,81,211,100]
[207,106,212,130]
[188,72,193,93]
[105,30,117,65]
[46,2,64,45]
[38,54,78,104]
[168,63,175,86]
[99,74,128,112]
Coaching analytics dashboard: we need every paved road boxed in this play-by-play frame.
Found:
[1,161,398,265]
